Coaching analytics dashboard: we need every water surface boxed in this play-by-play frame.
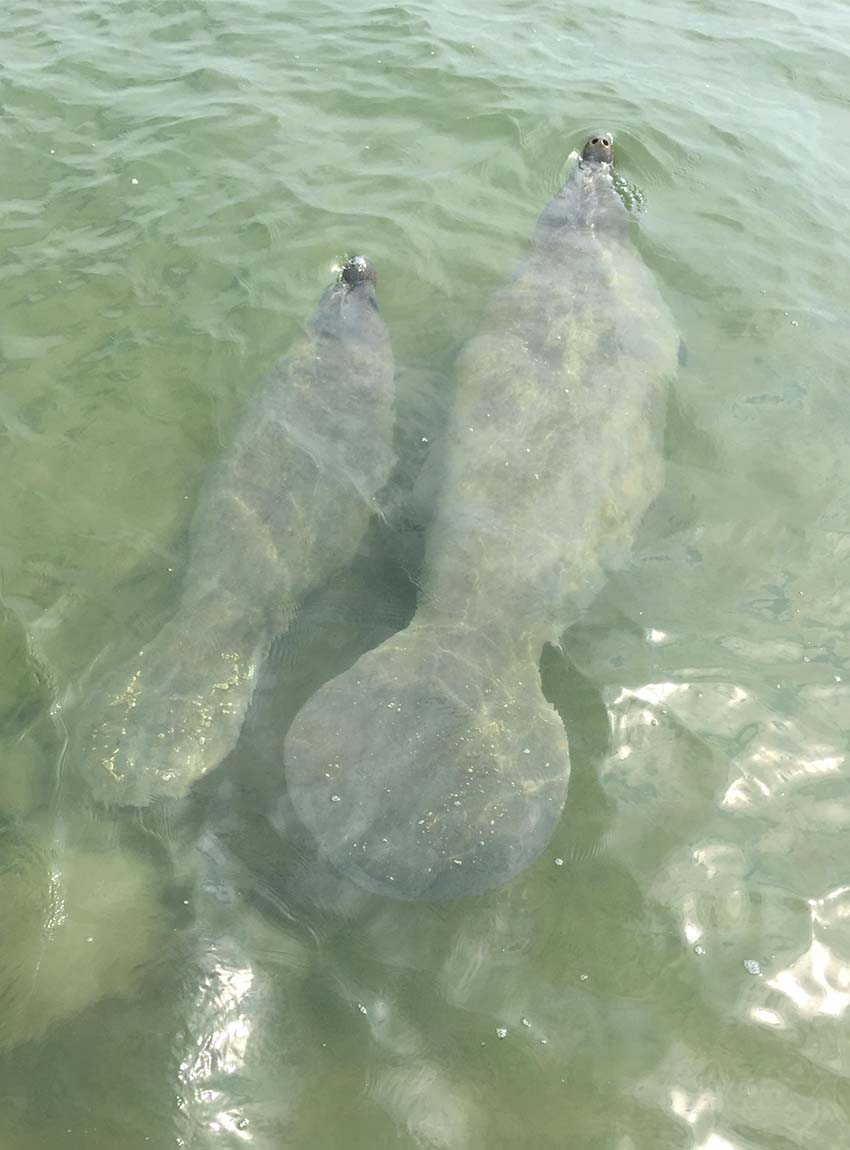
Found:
[1,0,849,1146]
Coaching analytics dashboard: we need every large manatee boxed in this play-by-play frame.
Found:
[80,256,395,807]
[284,135,678,899]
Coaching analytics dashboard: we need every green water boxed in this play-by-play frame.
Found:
[2,0,849,1145]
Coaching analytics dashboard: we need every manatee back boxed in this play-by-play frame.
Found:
[422,213,675,635]
[184,265,395,623]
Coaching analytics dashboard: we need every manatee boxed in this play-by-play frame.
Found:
[284,134,678,899]
[80,256,395,807]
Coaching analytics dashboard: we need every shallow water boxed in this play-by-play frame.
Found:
[2,0,849,1146]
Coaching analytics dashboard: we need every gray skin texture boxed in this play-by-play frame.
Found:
[80,256,395,807]
[285,133,679,899]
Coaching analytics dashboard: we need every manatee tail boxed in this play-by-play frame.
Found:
[76,615,270,809]
[283,620,570,899]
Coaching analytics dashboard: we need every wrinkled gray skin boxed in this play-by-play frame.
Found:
[285,135,678,899]
[80,256,395,807]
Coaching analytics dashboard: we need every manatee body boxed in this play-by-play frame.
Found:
[82,257,395,807]
[284,136,678,899]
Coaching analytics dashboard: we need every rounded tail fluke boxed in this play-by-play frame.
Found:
[284,620,570,900]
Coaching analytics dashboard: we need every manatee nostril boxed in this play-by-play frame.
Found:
[591,137,599,144]
[602,138,610,147]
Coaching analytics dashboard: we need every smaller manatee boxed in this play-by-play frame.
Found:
[78,256,395,807]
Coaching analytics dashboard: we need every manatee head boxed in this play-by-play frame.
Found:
[340,254,377,287]
[316,254,381,338]
[581,132,614,166]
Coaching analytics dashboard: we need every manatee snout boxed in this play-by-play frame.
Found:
[341,254,377,286]
[581,132,614,165]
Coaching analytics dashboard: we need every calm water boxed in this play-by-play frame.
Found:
[2,0,849,1146]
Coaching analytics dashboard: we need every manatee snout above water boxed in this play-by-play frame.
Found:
[78,256,395,807]
[285,134,679,899]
